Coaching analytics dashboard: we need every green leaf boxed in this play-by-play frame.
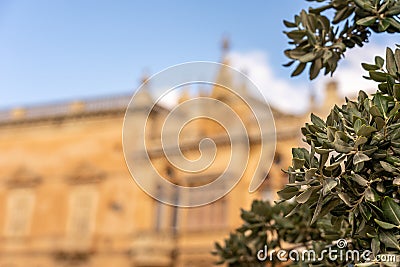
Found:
[380,161,398,173]
[332,42,346,51]
[365,187,380,202]
[374,219,398,229]
[385,5,400,16]
[374,93,389,117]
[334,141,353,153]
[292,158,306,169]
[311,113,325,128]
[310,193,323,224]
[356,16,376,26]
[353,152,370,165]
[388,102,400,118]
[396,48,400,72]
[387,17,400,31]
[309,58,322,80]
[354,0,373,11]
[283,60,295,67]
[378,82,389,94]
[286,30,306,40]
[333,132,353,153]
[370,71,388,82]
[379,231,400,250]
[318,14,330,31]
[375,56,385,68]
[371,237,380,257]
[277,186,299,200]
[283,19,297,28]
[315,147,333,154]
[370,105,383,117]
[325,158,344,171]
[292,147,307,159]
[359,203,372,220]
[358,90,369,103]
[305,168,318,180]
[291,62,307,77]
[382,196,400,225]
[296,188,314,203]
[351,173,368,187]
[350,162,367,178]
[377,181,385,193]
[354,119,362,134]
[361,145,378,156]
[378,19,390,31]
[323,178,338,195]
[319,153,329,171]
[338,192,353,207]
[354,161,364,172]
[299,52,318,63]
[374,116,385,130]
[355,136,368,147]
[284,203,300,217]
[319,198,340,218]
[378,0,390,13]
[361,63,379,71]
[393,84,400,100]
[386,47,398,76]
[357,125,377,137]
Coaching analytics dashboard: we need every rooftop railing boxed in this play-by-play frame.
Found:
[0,94,132,123]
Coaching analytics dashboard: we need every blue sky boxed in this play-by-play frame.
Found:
[0,1,397,111]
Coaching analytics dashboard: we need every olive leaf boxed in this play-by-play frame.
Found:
[374,219,398,229]
[283,1,400,79]
[382,196,400,225]
[216,11,400,267]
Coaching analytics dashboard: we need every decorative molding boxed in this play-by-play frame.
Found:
[5,167,42,188]
[65,162,106,184]
[53,251,92,264]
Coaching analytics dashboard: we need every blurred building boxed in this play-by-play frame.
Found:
[0,44,341,267]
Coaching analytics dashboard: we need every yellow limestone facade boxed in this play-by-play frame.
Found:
[0,52,342,266]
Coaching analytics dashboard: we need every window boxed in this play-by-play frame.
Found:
[155,185,166,231]
[154,185,178,232]
[67,186,98,237]
[4,189,35,237]
[186,198,227,231]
